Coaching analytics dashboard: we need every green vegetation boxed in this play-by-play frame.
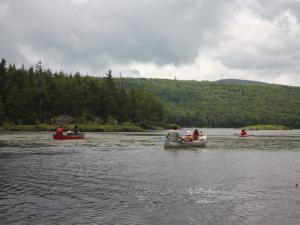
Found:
[241,124,290,130]
[1,58,300,130]
[216,79,267,85]
[0,123,143,132]
[118,78,300,128]
[0,59,165,130]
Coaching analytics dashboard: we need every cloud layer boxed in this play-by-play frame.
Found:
[1,0,300,85]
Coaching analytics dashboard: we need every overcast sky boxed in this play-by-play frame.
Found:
[1,0,300,85]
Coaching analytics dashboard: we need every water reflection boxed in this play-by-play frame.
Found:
[0,129,300,225]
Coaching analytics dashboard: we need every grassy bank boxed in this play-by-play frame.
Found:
[0,123,144,132]
[242,124,290,130]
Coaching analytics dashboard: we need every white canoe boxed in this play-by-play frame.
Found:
[164,135,207,148]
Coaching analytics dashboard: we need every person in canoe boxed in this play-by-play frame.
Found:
[240,129,247,136]
[55,125,64,135]
[166,126,185,143]
[183,130,193,142]
[74,124,80,134]
[193,129,202,140]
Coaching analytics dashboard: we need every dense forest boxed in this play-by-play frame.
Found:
[1,58,300,129]
[0,58,165,128]
[118,78,300,128]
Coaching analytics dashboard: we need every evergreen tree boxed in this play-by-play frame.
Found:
[0,58,7,124]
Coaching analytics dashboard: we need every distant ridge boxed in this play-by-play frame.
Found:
[216,79,267,85]
[118,77,300,128]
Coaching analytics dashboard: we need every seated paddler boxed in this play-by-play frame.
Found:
[166,126,184,143]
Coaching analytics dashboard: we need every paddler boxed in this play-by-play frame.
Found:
[240,129,247,136]
[55,125,64,135]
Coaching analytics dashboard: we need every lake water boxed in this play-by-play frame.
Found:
[0,129,300,225]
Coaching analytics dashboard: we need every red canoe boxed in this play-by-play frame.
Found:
[53,133,85,140]
[239,134,250,137]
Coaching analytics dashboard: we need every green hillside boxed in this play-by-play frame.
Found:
[1,57,299,129]
[0,59,164,129]
[118,78,300,128]
[216,79,267,85]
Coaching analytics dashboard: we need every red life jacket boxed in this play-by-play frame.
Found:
[56,127,64,135]
[241,131,247,135]
[192,133,199,140]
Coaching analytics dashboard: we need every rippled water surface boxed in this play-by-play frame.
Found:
[1,129,300,225]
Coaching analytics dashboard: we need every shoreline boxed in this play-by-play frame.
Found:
[0,123,144,132]
[241,124,290,130]
[0,124,292,132]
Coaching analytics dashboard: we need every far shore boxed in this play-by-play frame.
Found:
[0,123,144,132]
[0,123,292,132]
[241,124,290,130]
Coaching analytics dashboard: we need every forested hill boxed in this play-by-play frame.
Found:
[118,78,300,128]
[216,79,267,85]
[0,59,165,128]
[0,58,300,128]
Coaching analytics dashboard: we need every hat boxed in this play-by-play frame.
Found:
[186,130,192,135]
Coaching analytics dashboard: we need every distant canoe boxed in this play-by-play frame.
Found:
[53,133,85,140]
[164,135,207,148]
[239,134,250,137]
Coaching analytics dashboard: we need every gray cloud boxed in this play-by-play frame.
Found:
[0,0,229,69]
[213,5,300,80]
[1,0,300,85]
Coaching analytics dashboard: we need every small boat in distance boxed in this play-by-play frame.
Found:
[53,133,85,140]
[239,129,249,137]
[239,134,250,137]
[164,135,207,148]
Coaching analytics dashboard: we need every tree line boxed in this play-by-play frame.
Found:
[0,58,165,128]
[1,58,300,129]
[119,78,300,128]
